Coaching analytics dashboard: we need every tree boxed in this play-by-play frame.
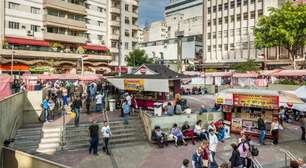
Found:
[231,59,260,73]
[126,49,153,67]
[254,2,306,69]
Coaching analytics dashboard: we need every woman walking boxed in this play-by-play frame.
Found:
[271,117,282,145]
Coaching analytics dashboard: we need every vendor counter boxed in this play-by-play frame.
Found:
[140,111,223,141]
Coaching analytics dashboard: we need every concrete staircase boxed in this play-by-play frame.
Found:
[13,115,147,154]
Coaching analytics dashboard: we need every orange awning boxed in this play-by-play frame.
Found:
[0,65,29,71]
[82,44,109,52]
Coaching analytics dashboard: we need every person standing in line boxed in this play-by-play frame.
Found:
[95,92,103,112]
[208,129,219,168]
[62,86,68,107]
[101,121,112,155]
[181,159,190,168]
[42,96,49,123]
[257,115,266,145]
[72,96,82,127]
[300,115,306,142]
[192,148,203,168]
[271,117,282,145]
[88,119,99,155]
[229,143,243,168]
[122,100,130,124]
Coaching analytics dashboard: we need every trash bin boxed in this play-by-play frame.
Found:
[109,99,116,112]
[153,102,163,116]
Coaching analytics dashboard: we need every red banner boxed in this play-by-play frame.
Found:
[233,94,279,109]
[0,65,29,71]
[0,77,12,100]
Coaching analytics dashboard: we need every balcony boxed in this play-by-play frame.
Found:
[110,34,120,40]
[111,7,121,14]
[43,32,87,44]
[0,49,112,61]
[44,15,86,31]
[110,20,120,27]
[43,0,86,15]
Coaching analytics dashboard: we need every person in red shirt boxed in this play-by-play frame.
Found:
[200,140,209,168]
[181,121,195,145]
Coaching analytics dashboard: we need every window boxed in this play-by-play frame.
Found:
[97,7,104,12]
[97,35,103,40]
[98,21,103,26]
[250,0,255,4]
[230,1,235,9]
[230,15,235,22]
[236,14,241,21]
[250,11,255,19]
[243,0,248,5]
[8,2,19,9]
[243,12,248,20]
[111,41,117,48]
[125,42,129,49]
[208,20,211,27]
[237,0,241,7]
[8,21,19,29]
[218,44,222,51]
[218,31,222,38]
[213,45,217,51]
[213,19,216,26]
[208,33,211,39]
[218,18,222,25]
[230,43,235,50]
[258,9,263,16]
[125,4,129,11]
[224,30,228,37]
[242,42,249,49]
[243,27,248,35]
[224,16,228,24]
[208,7,211,14]
[125,17,130,24]
[230,29,235,36]
[125,29,130,37]
[213,6,217,13]
[31,7,40,14]
[224,3,228,10]
[212,32,216,39]
[224,44,229,50]
[85,3,90,9]
[208,46,211,52]
[258,0,263,2]
[236,28,241,35]
[218,4,222,11]
[31,25,40,32]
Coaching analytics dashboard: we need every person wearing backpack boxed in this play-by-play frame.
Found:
[192,148,204,168]
[237,138,250,168]
[229,143,243,168]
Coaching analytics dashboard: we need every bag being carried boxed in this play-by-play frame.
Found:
[250,145,259,156]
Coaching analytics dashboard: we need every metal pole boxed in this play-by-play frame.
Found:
[118,5,122,77]
[11,45,14,76]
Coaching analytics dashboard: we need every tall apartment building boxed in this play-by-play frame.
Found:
[202,0,305,69]
[108,0,139,66]
[0,0,139,74]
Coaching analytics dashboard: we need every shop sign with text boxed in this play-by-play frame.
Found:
[233,94,279,109]
[124,79,144,91]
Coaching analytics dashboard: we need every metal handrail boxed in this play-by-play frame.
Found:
[280,148,297,167]
[251,157,264,168]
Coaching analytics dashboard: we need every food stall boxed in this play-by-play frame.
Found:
[107,64,188,109]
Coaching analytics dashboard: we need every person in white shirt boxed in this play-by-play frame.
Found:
[95,92,104,112]
[101,121,112,155]
[126,93,132,106]
[208,129,218,168]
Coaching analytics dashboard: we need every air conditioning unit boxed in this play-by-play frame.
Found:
[27,30,33,36]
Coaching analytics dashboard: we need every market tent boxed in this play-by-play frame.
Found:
[271,70,306,77]
[294,86,306,101]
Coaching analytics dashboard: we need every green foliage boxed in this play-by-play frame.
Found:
[254,2,306,66]
[126,49,153,67]
[50,42,64,49]
[76,46,85,54]
[231,59,260,73]
[275,79,301,85]
[186,64,195,71]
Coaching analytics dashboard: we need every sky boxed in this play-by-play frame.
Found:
[138,0,168,27]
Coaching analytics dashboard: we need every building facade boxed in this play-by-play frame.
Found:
[0,0,139,74]
[202,0,305,69]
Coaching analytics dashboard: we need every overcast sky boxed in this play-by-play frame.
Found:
[138,0,168,27]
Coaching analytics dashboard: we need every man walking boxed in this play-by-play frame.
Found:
[101,121,112,155]
[41,96,49,123]
[208,129,218,168]
[88,119,99,155]
[122,100,130,124]
[258,115,266,145]
[95,92,104,113]
[72,96,82,127]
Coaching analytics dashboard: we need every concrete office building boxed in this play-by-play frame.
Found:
[0,0,139,74]
[202,0,305,69]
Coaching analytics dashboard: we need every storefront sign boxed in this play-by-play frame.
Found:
[124,79,144,91]
[233,94,279,109]
[0,65,29,71]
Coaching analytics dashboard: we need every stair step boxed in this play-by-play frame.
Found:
[42,132,61,138]
[66,132,146,142]
[38,143,60,149]
[15,140,41,146]
[65,129,145,138]
[36,148,58,154]
[40,137,61,143]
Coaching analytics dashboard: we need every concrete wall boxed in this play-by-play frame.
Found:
[0,93,25,162]
[140,112,223,141]
[23,91,43,124]
[1,147,70,168]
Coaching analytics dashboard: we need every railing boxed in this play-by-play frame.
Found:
[250,157,263,168]
[280,148,297,167]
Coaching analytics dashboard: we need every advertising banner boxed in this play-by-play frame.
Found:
[124,79,144,91]
[233,94,279,109]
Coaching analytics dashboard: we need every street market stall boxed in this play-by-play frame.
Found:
[216,89,304,138]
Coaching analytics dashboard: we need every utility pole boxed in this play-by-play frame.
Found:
[11,45,14,76]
